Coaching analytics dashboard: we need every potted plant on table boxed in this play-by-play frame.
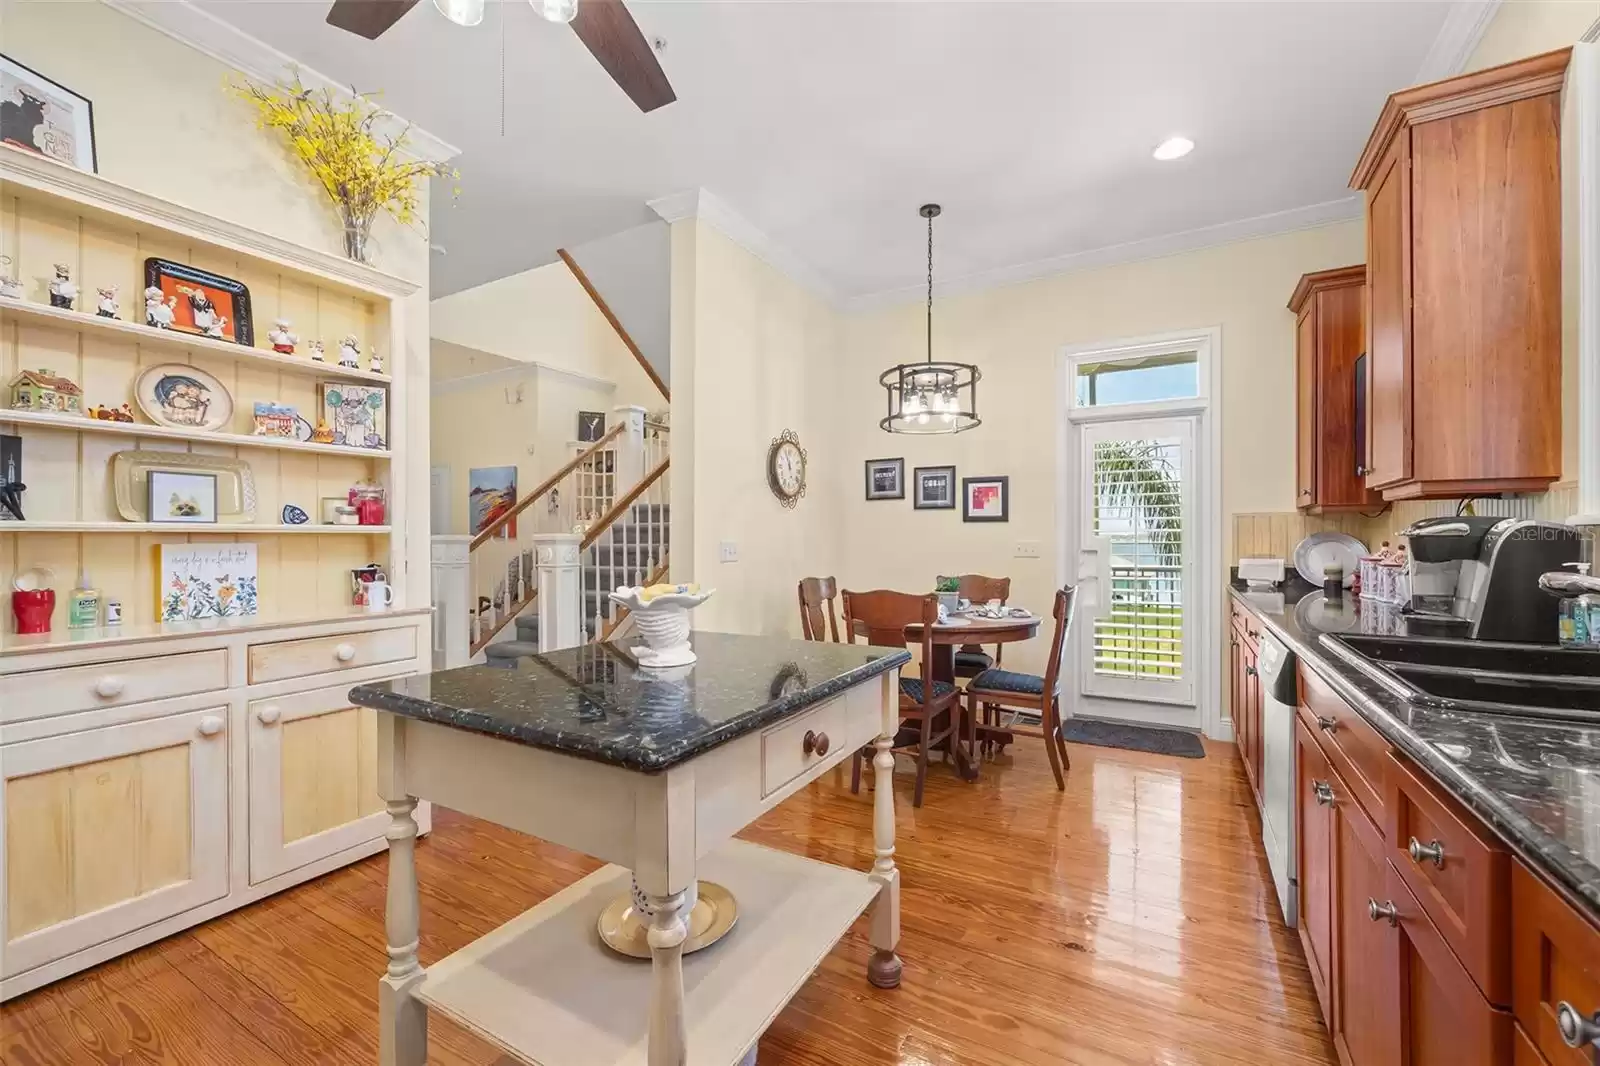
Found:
[934,576,961,617]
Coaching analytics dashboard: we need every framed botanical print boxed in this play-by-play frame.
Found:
[0,54,96,172]
[864,458,904,500]
[962,476,1009,522]
[913,466,956,510]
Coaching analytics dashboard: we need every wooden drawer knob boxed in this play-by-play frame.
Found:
[334,642,357,663]
[803,730,830,757]
[95,676,125,699]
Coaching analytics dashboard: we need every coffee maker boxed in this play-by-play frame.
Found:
[1402,517,1584,642]
[1400,516,1502,613]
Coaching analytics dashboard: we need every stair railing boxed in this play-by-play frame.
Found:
[579,431,670,643]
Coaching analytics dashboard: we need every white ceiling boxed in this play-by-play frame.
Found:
[193,0,1462,301]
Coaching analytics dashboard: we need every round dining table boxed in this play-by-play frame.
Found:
[902,611,1042,773]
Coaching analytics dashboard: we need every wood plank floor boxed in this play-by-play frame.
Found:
[1,738,1337,1065]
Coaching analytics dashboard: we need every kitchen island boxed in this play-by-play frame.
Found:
[349,632,910,1066]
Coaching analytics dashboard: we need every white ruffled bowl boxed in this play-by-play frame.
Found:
[607,585,715,667]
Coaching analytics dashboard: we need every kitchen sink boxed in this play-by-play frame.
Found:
[1322,634,1600,723]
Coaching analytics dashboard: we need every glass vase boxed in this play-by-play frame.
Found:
[341,211,373,264]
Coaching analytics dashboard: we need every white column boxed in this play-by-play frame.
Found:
[429,534,472,669]
[534,533,584,651]
[867,669,903,989]
[613,404,649,493]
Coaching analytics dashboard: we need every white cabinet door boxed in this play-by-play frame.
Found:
[247,682,393,884]
[1,707,230,979]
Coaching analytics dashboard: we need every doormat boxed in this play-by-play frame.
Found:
[1062,719,1206,759]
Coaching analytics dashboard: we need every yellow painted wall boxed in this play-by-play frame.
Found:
[0,0,434,623]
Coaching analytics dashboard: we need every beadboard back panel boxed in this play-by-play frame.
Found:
[1232,511,1373,564]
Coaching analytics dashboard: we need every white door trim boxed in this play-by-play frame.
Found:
[1057,327,1226,740]
[1575,40,1599,517]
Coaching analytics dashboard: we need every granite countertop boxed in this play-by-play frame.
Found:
[1229,583,1600,918]
[349,631,910,773]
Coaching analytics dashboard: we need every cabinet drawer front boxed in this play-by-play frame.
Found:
[1515,1023,1553,1066]
[760,698,847,798]
[1512,861,1600,1066]
[2,707,230,980]
[1231,603,1261,649]
[1298,664,1387,827]
[0,650,228,725]
[1386,752,1509,1005]
[1386,861,1514,1066]
[248,628,416,686]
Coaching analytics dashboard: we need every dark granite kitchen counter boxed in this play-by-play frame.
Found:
[349,631,910,773]
[1229,583,1600,919]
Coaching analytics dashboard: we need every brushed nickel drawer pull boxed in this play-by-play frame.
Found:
[1557,1002,1600,1048]
[1408,837,1445,868]
[803,730,830,757]
[1316,715,1337,733]
[1312,780,1335,806]
[1367,899,1399,926]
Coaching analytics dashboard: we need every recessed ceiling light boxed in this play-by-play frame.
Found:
[1153,136,1195,161]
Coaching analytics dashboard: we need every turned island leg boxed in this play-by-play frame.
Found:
[638,880,690,1066]
[380,796,427,1066]
[867,688,903,988]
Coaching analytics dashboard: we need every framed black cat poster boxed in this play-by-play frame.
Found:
[0,54,96,173]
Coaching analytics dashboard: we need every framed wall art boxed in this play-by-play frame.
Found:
[469,465,518,537]
[317,381,388,449]
[144,258,254,346]
[156,544,258,621]
[913,466,956,510]
[864,458,904,500]
[962,476,1009,522]
[0,54,96,172]
[577,411,606,442]
[148,470,218,525]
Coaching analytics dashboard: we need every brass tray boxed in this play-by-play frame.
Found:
[112,450,258,522]
[597,881,737,959]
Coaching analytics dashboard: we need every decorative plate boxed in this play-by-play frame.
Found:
[1293,531,1368,588]
[112,451,257,522]
[133,364,235,432]
[597,881,738,959]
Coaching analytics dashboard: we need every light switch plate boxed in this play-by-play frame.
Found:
[1014,541,1042,559]
[719,541,740,563]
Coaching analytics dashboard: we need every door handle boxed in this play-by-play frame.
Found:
[1557,1002,1600,1048]
[257,705,282,726]
[197,715,224,737]
[334,642,357,663]
[1316,715,1337,733]
[1367,899,1399,926]
[1313,780,1335,806]
[1407,837,1445,868]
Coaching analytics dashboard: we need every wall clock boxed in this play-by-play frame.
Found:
[767,429,807,509]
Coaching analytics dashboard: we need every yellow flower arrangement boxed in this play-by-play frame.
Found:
[229,72,458,263]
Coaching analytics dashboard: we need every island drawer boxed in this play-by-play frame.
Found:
[1298,663,1387,829]
[760,697,847,798]
[248,628,416,686]
[0,649,229,724]
[1386,751,1510,1006]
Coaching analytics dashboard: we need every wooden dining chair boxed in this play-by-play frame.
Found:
[841,589,968,807]
[961,585,1078,790]
[944,574,1011,678]
[797,577,841,642]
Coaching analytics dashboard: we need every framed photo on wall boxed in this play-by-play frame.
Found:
[577,411,606,442]
[147,470,219,524]
[0,54,96,172]
[962,476,1009,522]
[913,466,956,510]
[864,458,904,500]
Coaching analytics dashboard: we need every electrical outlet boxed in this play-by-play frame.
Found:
[719,541,740,563]
[1014,541,1042,559]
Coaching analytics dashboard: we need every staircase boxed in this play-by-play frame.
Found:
[431,405,670,668]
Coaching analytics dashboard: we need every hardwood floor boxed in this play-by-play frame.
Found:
[1,738,1336,1065]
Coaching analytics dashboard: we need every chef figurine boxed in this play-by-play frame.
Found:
[0,256,22,299]
[337,334,361,370]
[368,347,383,374]
[145,286,177,328]
[204,313,228,340]
[47,264,78,309]
[95,285,119,319]
[267,318,298,355]
[309,340,326,363]
[181,286,219,334]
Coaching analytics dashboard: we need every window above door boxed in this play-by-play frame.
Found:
[1063,331,1215,423]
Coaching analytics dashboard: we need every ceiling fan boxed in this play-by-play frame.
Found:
[325,0,676,113]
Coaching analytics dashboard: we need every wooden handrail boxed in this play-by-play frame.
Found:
[558,248,670,402]
[468,421,626,551]
[580,458,670,551]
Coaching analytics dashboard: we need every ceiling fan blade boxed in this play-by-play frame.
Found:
[569,0,676,113]
[326,0,422,39]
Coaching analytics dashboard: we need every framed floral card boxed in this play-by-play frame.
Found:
[157,544,259,621]
[962,475,1009,522]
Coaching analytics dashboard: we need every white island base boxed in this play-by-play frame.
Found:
[370,664,904,1066]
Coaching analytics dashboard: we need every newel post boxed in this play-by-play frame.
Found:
[612,404,648,493]
[430,535,472,669]
[534,533,584,651]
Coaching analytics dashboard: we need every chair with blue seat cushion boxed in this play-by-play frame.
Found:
[841,588,970,807]
[963,585,1078,790]
[938,574,1011,680]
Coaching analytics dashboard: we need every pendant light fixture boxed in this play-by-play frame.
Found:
[879,204,981,434]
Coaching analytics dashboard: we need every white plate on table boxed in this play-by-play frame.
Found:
[1293,532,1367,588]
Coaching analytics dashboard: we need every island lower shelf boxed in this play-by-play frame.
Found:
[415,838,881,1066]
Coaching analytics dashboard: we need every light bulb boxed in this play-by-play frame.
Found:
[941,411,955,424]
[1153,136,1195,161]
[434,0,485,25]
[534,0,579,23]
[916,412,930,426]
[904,392,922,414]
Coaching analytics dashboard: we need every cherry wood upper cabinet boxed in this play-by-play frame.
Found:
[1350,49,1569,502]
[1289,266,1385,512]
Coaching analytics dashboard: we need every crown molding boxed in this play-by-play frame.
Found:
[1415,0,1502,83]
[99,0,460,164]
[647,188,838,303]
[845,197,1364,312]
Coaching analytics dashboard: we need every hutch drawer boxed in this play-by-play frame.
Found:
[248,627,416,686]
[0,649,229,725]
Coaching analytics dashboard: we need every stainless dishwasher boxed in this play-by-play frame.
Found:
[1256,629,1299,928]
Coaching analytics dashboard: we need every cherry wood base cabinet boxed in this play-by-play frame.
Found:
[1230,603,1263,800]
[1350,49,1570,501]
[1513,861,1600,1066]
[1288,266,1385,513]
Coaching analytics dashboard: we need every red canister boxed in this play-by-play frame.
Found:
[12,588,55,634]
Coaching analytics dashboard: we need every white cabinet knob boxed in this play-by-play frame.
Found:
[334,642,357,663]
[197,715,224,737]
[94,676,125,699]
[257,705,281,725]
